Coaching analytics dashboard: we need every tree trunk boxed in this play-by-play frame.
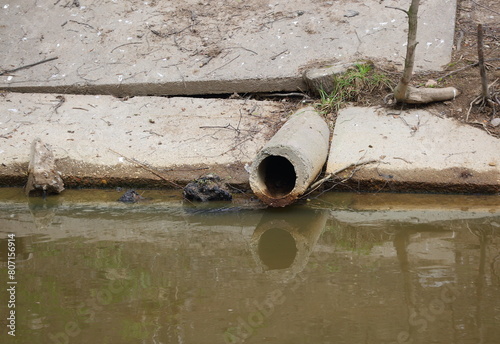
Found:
[394,0,420,102]
[477,24,489,99]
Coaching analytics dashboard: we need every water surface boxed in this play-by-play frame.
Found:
[0,189,499,344]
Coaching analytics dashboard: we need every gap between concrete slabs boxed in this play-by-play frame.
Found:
[326,107,500,193]
[0,0,456,96]
[0,92,287,188]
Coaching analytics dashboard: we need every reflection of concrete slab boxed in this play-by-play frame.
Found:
[321,192,500,212]
[0,93,284,185]
[330,209,500,224]
[326,107,500,193]
[0,0,456,95]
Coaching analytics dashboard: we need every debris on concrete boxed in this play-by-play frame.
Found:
[25,138,64,196]
[1,1,497,197]
[183,174,232,202]
[0,92,286,187]
[249,107,330,207]
[0,0,457,96]
[344,10,360,18]
[117,190,145,203]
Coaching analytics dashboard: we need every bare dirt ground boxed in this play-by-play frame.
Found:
[370,0,500,137]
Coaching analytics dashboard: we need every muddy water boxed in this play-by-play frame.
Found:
[0,188,499,344]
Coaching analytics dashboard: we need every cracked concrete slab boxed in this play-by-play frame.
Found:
[0,92,286,187]
[0,0,456,96]
[326,107,500,193]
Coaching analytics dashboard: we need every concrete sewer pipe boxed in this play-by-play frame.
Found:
[249,107,330,207]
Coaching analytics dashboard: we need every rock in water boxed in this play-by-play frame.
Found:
[25,138,64,197]
[118,190,145,203]
[183,174,232,202]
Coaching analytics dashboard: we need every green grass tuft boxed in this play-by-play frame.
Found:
[316,63,392,115]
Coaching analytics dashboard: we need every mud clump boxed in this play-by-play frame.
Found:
[183,174,232,202]
[118,190,145,203]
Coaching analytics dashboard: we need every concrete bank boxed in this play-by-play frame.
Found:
[1,91,499,195]
[326,107,500,194]
[0,92,287,188]
[0,0,456,96]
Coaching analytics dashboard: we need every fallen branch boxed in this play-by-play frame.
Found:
[108,149,181,188]
[384,6,409,15]
[0,57,58,76]
[440,62,477,79]
[470,0,500,16]
[68,19,97,31]
[439,58,500,80]
[205,54,240,75]
[110,42,143,53]
[401,86,460,104]
[303,159,379,196]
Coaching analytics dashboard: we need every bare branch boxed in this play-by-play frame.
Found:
[470,0,500,15]
[0,57,58,76]
[385,6,409,15]
[303,159,379,196]
[108,149,181,188]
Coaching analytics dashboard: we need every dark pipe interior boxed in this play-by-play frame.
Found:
[258,155,296,197]
[258,228,297,270]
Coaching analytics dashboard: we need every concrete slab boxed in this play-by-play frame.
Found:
[326,107,500,193]
[0,0,456,96]
[0,92,286,187]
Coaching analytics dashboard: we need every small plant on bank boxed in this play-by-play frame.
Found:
[316,63,392,114]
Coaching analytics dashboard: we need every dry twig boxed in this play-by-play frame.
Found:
[303,159,379,196]
[439,58,500,80]
[0,57,58,76]
[108,148,181,188]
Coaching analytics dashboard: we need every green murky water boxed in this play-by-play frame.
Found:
[0,188,499,344]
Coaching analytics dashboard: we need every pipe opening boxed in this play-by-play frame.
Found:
[258,228,297,270]
[257,155,296,197]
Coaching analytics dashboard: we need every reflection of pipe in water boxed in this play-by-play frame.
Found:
[249,107,330,207]
[250,208,328,280]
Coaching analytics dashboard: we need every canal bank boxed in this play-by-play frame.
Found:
[0,0,499,196]
[0,91,499,194]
